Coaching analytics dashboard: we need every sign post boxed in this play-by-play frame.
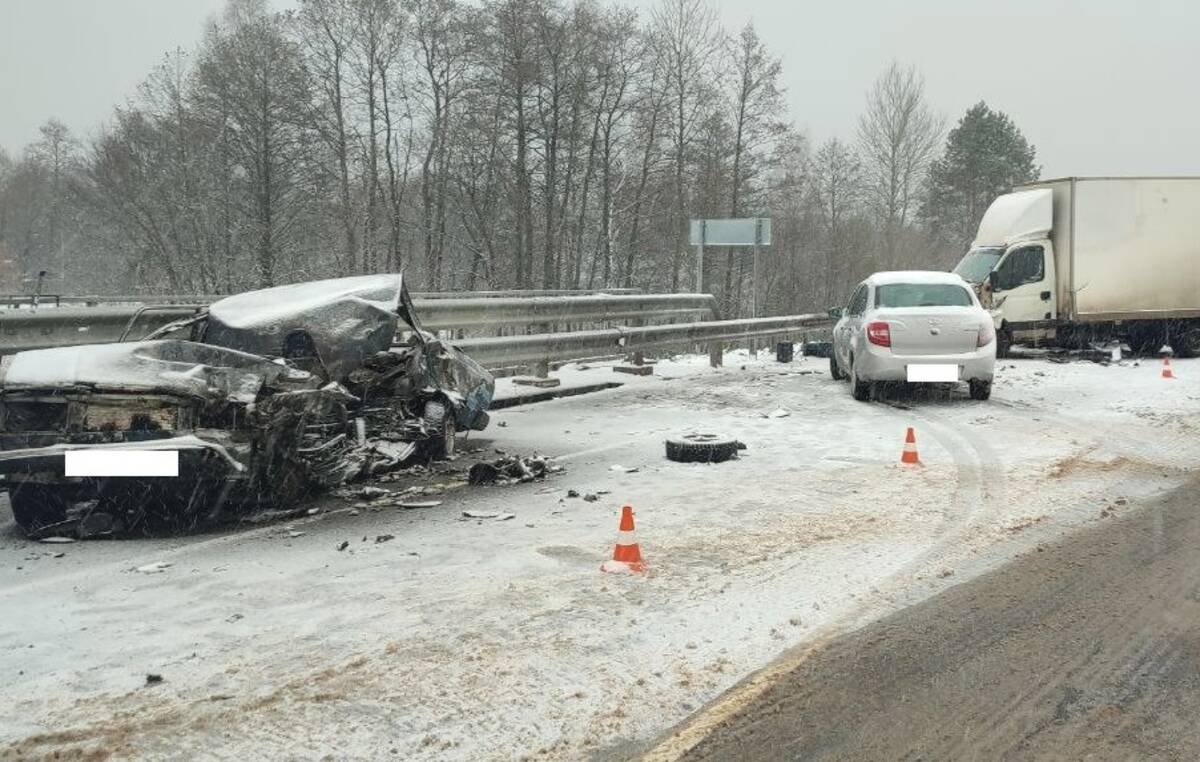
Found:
[688,217,772,312]
[689,218,772,363]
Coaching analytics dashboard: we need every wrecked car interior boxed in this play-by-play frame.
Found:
[0,274,494,538]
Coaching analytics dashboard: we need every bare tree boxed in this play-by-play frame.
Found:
[725,21,788,313]
[297,0,360,272]
[812,137,865,306]
[856,62,943,268]
[651,0,722,291]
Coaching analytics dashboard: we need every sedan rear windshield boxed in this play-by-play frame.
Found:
[875,283,973,308]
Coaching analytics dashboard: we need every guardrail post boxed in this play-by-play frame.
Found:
[709,342,723,367]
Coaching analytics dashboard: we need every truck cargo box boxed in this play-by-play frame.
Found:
[1016,177,1200,321]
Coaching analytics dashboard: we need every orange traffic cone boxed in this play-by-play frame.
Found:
[601,505,646,573]
[900,427,921,465]
[1162,357,1176,379]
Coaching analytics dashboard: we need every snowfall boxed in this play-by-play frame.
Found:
[1,349,1198,760]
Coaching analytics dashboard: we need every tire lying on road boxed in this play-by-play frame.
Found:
[665,433,742,463]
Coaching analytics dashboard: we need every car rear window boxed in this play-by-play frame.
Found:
[875,283,973,308]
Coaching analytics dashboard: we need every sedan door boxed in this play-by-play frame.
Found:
[835,284,868,368]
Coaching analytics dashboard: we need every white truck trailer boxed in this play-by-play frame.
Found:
[952,177,1200,356]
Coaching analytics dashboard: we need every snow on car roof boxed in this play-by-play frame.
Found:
[207,273,403,329]
[864,271,970,286]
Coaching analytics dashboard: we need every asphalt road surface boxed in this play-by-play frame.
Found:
[675,475,1200,761]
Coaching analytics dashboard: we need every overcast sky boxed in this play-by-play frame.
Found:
[2,0,1197,178]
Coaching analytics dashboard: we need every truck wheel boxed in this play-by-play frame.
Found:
[849,357,872,402]
[421,400,456,460]
[665,433,741,463]
[1173,325,1200,358]
[996,327,1012,359]
[829,353,847,381]
[969,379,993,401]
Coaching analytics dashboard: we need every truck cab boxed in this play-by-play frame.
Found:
[952,189,1058,353]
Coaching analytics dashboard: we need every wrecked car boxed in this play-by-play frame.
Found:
[0,274,494,537]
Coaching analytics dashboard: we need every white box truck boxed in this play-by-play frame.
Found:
[952,177,1200,356]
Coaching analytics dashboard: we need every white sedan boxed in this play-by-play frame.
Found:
[829,271,997,401]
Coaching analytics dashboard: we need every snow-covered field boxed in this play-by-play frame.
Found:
[1,351,1198,760]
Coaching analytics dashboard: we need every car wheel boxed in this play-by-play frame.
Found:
[664,433,741,463]
[969,379,992,400]
[422,399,456,460]
[829,352,847,381]
[849,357,871,402]
[7,483,70,538]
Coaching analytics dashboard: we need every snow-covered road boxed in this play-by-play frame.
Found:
[2,351,1198,760]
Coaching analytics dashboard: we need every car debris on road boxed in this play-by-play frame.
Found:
[467,455,559,486]
[0,274,495,539]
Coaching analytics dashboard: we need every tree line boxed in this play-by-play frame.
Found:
[0,0,1040,315]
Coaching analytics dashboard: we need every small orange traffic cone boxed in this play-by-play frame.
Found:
[601,505,646,573]
[900,427,921,465]
[1162,357,1176,379]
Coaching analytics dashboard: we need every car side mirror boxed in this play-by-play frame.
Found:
[828,307,845,319]
[987,270,1002,292]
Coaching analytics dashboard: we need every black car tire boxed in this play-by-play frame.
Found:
[665,433,741,464]
[969,379,993,400]
[830,352,847,381]
[8,483,69,537]
[850,357,871,402]
[422,400,456,460]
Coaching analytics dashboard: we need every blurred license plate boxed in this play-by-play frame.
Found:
[65,450,179,477]
[907,364,958,382]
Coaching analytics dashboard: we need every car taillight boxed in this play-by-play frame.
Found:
[977,322,996,347]
[867,321,891,347]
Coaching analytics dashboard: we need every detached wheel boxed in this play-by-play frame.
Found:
[665,433,741,463]
[969,379,993,401]
[422,400,456,460]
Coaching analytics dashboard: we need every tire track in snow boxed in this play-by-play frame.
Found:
[642,397,1003,762]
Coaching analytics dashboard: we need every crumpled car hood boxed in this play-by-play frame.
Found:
[203,273,403,382]
[0,340,314,403]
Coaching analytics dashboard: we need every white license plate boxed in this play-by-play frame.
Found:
[65,450,179,477]
[907,364,959,383]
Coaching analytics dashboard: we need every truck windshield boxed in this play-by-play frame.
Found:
[953,247,1004,284]
[875,283,974,308]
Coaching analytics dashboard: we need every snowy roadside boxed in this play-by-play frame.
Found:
[1,351,1197,760]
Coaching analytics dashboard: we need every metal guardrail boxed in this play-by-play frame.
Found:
[0,287,832,371]
[457,313,833,368]
[419,294,716,331]
[0,287,641,308]
[0,294,717,355]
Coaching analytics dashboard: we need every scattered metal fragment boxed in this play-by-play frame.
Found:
[467,455,556,486]
[397,500,442,509]
[461,510,516,521]
[135,562,172,574]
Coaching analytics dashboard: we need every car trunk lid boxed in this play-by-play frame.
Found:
[875,308,980,356]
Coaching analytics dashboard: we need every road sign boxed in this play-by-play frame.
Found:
[688,218,771,247]
[689,218,771,318]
